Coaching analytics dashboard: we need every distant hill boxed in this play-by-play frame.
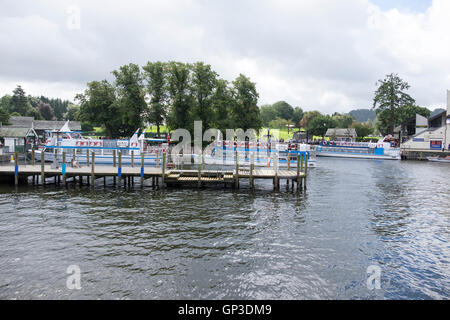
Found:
[431,108,445,117]
[349,109,377,123]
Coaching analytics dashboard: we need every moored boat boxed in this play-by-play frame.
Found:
[427,156,450,163]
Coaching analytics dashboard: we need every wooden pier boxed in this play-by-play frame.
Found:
[0,151,308,190]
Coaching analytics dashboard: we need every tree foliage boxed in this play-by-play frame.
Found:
[373,73,415,135]
[231,74,261,131]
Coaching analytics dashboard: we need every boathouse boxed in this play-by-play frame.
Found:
[325,128,357,142]
[3,116,81,140]
[401,90,450,157]
[0,126,38,153]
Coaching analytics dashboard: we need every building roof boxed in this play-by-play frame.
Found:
[4,116,81,131]
[325,128,357,137]
[8,116,34,128]
[0,127,36,138]
[33,120,81,131]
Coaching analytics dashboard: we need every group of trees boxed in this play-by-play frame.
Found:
[0,70,439,142]
[260,101,303,130]
[0,85,77,124]
[76,61,262,138]
[372,73,431,135]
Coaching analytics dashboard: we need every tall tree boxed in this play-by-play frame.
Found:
[143,61,167,137]
[76,80,120,137]
[191,62,217,132]
[306,114,336,138]
[112,63,147,136]
[0,106,10,125]
[231,74,261,131]
[11,85,30,115]
[64,103,80,121]
[37,101,55,120]
[292,107,304,128]
[166,61,193,131]
[373,73,415,135]
[272,101,294,121]
[211,79,234,135]
[260,104,277,127]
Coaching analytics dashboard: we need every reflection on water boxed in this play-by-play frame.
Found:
[0,158,448,299]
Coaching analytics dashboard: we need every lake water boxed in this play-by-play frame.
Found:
[0,158,448,299]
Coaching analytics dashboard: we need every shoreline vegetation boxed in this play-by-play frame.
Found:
[0,63,442,143]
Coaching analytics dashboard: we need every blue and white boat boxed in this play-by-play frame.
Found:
[190,141,317,167]
[34,122,169,166]
[315,140,401,160]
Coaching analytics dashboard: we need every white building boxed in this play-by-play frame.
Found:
[401,90,450,152]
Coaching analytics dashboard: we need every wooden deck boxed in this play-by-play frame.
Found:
[0,164,307,190]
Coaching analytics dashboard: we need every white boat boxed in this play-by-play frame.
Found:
[427,156,450,163]
[33,122,169,166]
[315,139,401,160]
[189,141,317,168]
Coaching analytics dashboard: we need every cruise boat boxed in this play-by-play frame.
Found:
[189,140,317,168]
[315,140,401,160]
[33,122,169,166]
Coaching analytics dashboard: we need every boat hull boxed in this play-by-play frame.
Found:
[316,152,400,160]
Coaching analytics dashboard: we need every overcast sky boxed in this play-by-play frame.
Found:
[0,0,449,114]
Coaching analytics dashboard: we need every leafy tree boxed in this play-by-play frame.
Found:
[212,79,234,135]
[352,121,374,138]
[300,110,321,128]
[112,63,147,136]
[0,106,10,125]
[76,80,120,137]
[37,101,55,120]
[397,104,430,123]
[0,95,12,113]
[272,101,294,121]
[292,107,304,128]
[373,73,415,135]
[332,113,354,128]
[231,74,261,131]
[25,107,43,120]
[268,117,288,130]
[143,61,168,137]
[64,103,80,121]
[260,104,277,127]
[306,114,336,138]
[166,62,193,131]
[191,62,218,132]
[11,85,31,115]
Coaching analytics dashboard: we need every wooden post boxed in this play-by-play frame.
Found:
[274,154,279,190]
[41,151,45,185]
[250,152,254,189]
[113,150,116,185]
[131,150,134,168]
[62,151,67,185]
[32,148,35,165]
[14,152,18,186]
[235,150,239,188]
[91,152,95,186]
[297,154,301,188]
[118,151,122,187]
[304,152,308,190]
[86,149,90,166]
[198,153,202,187]
[141,153,144,187]
[162,151,166,187]
[72,149,76,167]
